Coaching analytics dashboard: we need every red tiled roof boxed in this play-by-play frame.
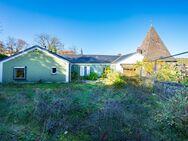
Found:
[58,50,76,55]
[0,50,15,56]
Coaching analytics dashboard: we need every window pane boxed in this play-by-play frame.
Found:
[14,68,25,79]
[84,66,87,76]
[52,67,57,73]
[80,66,84,76]
[86,66,90,75]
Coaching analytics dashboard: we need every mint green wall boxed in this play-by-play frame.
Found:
[71,64,110,76]
[3,50,68,83]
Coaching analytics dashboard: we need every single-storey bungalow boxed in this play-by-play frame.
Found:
[0,46,69,83]
[0,45,143,83]
[0,25,173,83]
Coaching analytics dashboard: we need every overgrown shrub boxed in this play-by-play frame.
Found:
[112,76,126,88]
[135,61,183,83]
[71,71,98,81]
[134,60,155,76]
[154,94,188,140]
[157,63,180,82]
[101,68,126,88]
[83,88,158,141]
[122,76,143,86]
[71,71,80,80]
[33,88,98,140]
[84,101,128,140]
[101,66,112,78]
[180,77,188,86]
[87,72,98,80]
[0,83,187,141]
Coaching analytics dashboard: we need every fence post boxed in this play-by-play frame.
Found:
[153,60,157,84]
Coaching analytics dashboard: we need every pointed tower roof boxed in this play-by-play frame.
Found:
[137,26,172,61]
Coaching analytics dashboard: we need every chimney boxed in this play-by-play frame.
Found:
[81,48,83,55]
[137,47,142,54]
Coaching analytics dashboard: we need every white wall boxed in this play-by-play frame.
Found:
[114,53,144,73]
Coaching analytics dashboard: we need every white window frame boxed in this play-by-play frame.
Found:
[51,66,57,74]
[86,66,90,75]
[14,67,26,80]
[80,66,90,76]
[80,66,85,76]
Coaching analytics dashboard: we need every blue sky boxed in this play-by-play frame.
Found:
[0,0,188,55]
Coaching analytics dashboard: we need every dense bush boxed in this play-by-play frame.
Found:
[135,61,184,83]
[157,63,180,82]
[84,92,157,141]
[180,77,188,86]
[122,76,143,86]
[71,71,98,81]
[101,66,112,78]
[134,60,155,76]
[32,85,157,141]
[154,94,188,140]
[71,71,80,80]
[33,88,99,140]
[87,72,98,80]
[101,66,126,88]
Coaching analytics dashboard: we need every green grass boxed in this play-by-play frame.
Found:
[0,82,187,141]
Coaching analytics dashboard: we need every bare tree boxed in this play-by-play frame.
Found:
[6,37,28,54]
[69,45,78,54]
[48,37,62,53]
[0,41,5,52]
[16,39,28,53]
[35,33,49,48]
[35,33,63,53]
[6,37,16,53]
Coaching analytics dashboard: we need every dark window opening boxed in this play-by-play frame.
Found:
[124,68,136,71]
[84,66,87,76]
[14,67,26,80]
[52,67,57,74]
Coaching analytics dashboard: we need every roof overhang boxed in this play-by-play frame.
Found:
[0,45,70,64]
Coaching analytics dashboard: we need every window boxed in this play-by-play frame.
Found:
[51,67,57,74]
[86,66,90,75]
[80,66,90,76]
[140,50,142,54]
[14,67,26,80]
[80,66,84,76]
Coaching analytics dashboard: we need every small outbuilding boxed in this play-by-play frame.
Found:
[0,46,70,83]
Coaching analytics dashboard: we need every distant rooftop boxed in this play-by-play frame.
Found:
[62,54,120,63]
[112,52,136,63]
